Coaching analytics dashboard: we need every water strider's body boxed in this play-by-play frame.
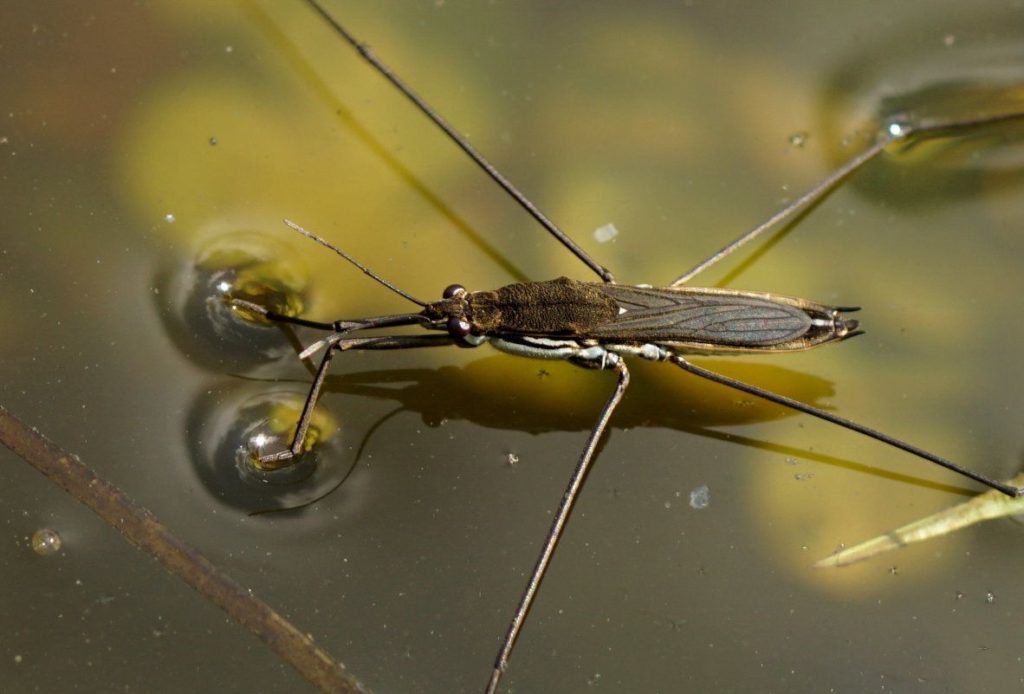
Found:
[231,1,1024,692]
[423,276,860,357]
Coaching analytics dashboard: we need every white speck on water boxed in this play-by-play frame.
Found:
[986,591,995,604]
[788,131,809,147]
[163,213,175,223]
[592,223,619,244]
[689,484,710,510]
[887,121,909,138]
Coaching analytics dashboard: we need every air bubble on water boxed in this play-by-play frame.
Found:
[31,528,62,556]
[163,213,176,224]
[985,592,995,604]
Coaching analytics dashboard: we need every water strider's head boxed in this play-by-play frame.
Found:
[422,283,475,338]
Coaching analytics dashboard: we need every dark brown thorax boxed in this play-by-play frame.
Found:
[425,277,619,335]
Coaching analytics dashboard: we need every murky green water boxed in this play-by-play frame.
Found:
[3,1,1024,692]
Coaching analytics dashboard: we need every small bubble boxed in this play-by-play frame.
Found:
[788,131,809,148]
[954,590,964,600]
[689,484,710,510]
[163,213,176,224]
[31,528,62,556]
[985,592,995,604]
[209,136,218,146]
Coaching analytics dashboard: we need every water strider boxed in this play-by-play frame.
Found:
[231,1,1024,691]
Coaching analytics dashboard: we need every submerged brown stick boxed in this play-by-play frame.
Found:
[0,404,367,694]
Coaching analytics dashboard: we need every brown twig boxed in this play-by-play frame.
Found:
[0,404,368,693]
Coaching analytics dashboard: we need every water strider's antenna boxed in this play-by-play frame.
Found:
[283,219,428,307]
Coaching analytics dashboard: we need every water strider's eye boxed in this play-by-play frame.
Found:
[446,316,472,337]
[442,284,466,299]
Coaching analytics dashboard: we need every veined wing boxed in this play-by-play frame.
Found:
[591,284,814,346]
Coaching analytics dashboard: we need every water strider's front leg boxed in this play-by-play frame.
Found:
[249,338,340,469]
[248,333,460,469]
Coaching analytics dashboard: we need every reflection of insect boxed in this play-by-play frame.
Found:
[232,1,1024,691]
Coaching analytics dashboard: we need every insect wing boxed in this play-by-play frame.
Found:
[592,284,813,346]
